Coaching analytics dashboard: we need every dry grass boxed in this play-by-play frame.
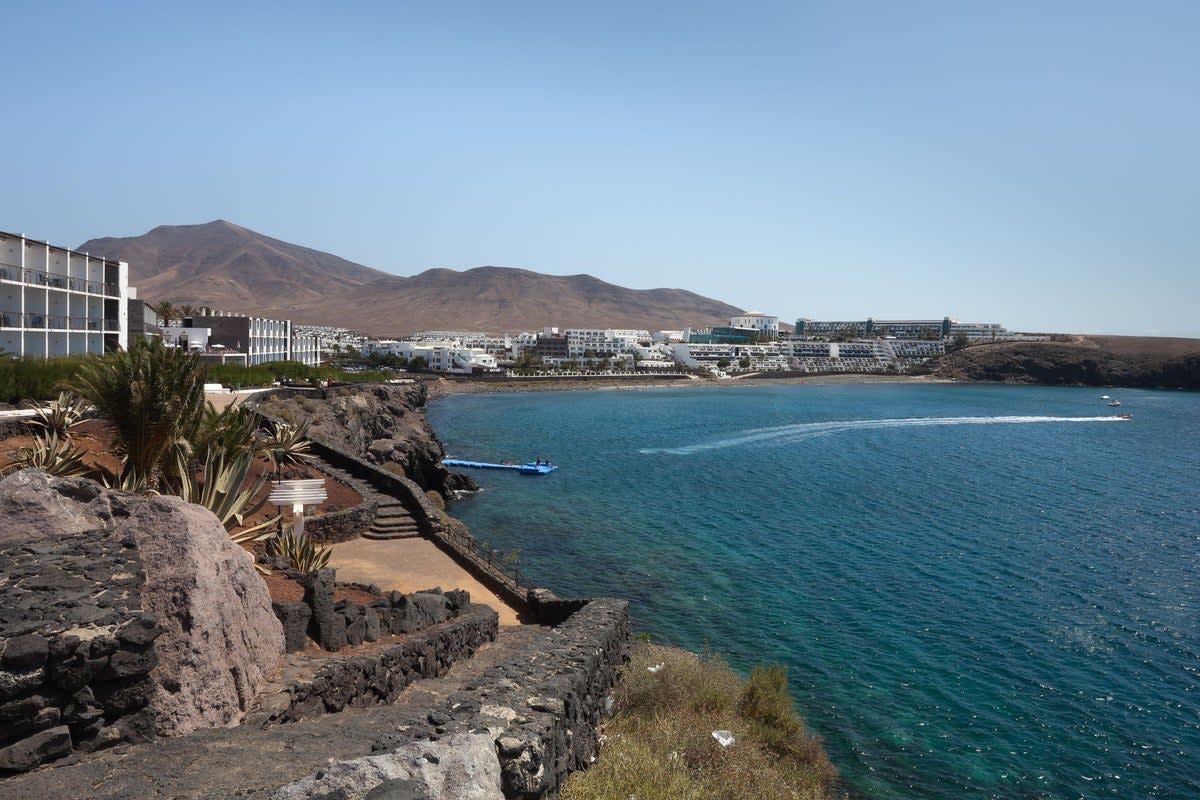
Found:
[563,644,842,800]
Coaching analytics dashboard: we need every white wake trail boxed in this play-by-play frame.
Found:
[639,415,1124,455]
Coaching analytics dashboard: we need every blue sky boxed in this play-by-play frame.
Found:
[3,1,1197,336]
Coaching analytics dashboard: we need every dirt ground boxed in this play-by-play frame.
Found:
[327,537,522,626]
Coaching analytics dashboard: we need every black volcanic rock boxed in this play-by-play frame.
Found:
[934,335,1200,389]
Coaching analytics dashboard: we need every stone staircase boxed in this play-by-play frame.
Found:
[362,500,422,540]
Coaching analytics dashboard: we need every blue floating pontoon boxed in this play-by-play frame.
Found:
[442,458,559,475]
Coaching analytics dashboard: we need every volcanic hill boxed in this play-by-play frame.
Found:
[78,221,744,335]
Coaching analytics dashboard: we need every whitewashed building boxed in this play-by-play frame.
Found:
[0,230,129,358]
[728,311,780,338]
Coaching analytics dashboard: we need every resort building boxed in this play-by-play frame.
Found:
[728,311,779,338]
[794,317,952,340]
[0,230,129,358]
[794,316,1050,344]
[670,342,788,372]
[175,313,322,366]
[126,293,161,344]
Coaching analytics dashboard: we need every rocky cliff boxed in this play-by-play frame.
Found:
[933,335,1200,389]
[253,384,477,495]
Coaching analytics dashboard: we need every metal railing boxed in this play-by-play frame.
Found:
[438,521,536,592]
[0,268,120,296]
[0,312,117,331]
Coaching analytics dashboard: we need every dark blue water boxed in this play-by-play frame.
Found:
[427,384,1200,799]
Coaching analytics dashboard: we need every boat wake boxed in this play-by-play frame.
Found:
[639,415,1124,455]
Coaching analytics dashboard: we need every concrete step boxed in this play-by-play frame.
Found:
[362,529,423,541]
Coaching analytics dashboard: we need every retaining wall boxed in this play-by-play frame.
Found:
[254,603,499,726]
[0,528,160,772]
[271,596,630,800]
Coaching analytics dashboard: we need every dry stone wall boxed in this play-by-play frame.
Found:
[0,470,285,772]
[271,597,630,800]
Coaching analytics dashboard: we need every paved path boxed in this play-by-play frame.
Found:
[330,537,523,626]
[3,624,551,800]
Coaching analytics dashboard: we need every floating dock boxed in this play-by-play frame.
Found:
[442,458,558,475]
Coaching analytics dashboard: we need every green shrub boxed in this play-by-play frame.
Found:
[0,356,95,405]
[204,363,274,388]
[562,646,839,800]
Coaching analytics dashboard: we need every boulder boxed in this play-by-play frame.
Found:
[0,725,72,772]
[110,495,285,736]
[0,470,112,544]
[270,732,503,800]
[273,601,313,653]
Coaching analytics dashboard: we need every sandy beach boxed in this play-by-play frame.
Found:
[424,372,949,400]
[328,537,523,626]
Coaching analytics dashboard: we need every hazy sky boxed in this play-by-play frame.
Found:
[4,1,1197,336]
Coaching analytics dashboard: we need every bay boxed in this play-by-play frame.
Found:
[428,383,1200,799]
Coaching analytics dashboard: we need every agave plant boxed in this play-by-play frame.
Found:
[192,402,259,461]
[257,419,316,478]
[5,431,89,477]
[25,391,93,439]
[101,465,155,493]
[174,445,279,542]
[268,526,332,574]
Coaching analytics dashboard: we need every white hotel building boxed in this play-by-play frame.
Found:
[1,231,128,358]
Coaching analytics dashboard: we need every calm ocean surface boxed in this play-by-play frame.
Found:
[427,383,1199,800]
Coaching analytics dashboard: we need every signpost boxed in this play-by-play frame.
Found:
[267,478,327,538]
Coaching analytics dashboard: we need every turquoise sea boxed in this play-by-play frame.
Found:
[427,383,1199,800]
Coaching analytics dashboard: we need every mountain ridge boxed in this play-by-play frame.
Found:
[78,221,745,335]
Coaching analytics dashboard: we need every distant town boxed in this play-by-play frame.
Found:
[2,229,1049,378]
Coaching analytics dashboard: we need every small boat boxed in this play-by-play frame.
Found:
[1108,399,1122,407]
[442,458,559,476]
[1116,413,1133,420]
[1101,395,1111,400]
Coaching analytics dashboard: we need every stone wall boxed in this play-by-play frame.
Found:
[254,603,499,726]
[303,501,379,545]
[271,597,630,800]
[0,470,285,773]
[0,526,160,772]
[270,566,474,655]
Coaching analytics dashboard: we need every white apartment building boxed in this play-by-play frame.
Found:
[729,312,780,338]
[177,313,321,366]
[1,231,129,358]
[670,342,788,372]
[362,339,497,374]
[948,322,1050,343]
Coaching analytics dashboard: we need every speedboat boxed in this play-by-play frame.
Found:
[1116,413,1133,420]
[1101,395,1111,400]
[1108,399,1122,407]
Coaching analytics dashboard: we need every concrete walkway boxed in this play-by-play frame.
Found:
[2,624,551,800]
[330,537,523,626]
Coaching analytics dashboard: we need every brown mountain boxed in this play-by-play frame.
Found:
[78,221,745,335]
[78,220,390,311]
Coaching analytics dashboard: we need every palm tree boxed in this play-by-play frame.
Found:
[152,300,177,327]
[177,303,200,320]
[69,337,206,488]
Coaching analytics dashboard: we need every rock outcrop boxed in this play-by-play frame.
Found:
[0,470,284,771]
[254,385,477,496]
[933,335,1200,389]
[112,495,285,736]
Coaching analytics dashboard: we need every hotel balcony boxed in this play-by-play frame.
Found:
[0,265,120,296]
[0,312,119,331]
